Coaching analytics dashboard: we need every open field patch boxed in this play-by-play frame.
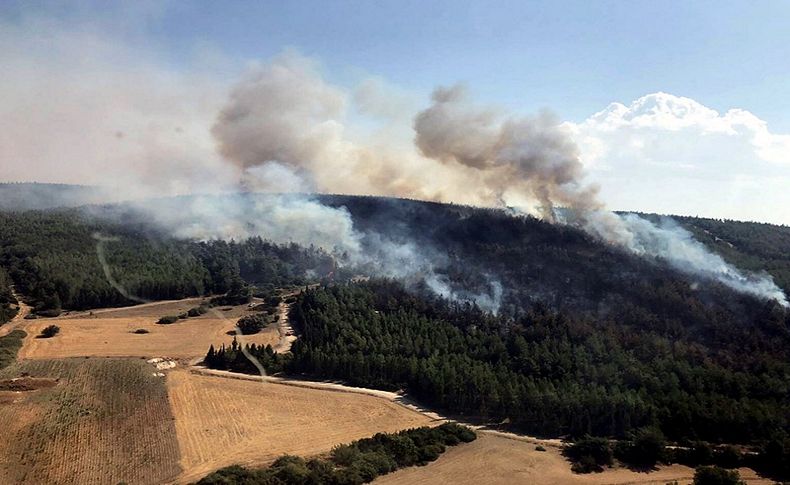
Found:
[0,358,181,484]
[18,299,279,360]
[167,369,435,484]
[375,433,772,485]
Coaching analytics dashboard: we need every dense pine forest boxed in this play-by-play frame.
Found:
[0,210,332,313]
[206,279,790,478]
[215,280,789,443]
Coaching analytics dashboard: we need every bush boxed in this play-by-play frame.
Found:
[332,444,360,466]
[157,315,179,325]
[615,428,666,468]
[536,445,547,452]
[36,308,61,318]
[39,325,60,338]
[132,328,150,334]
[237,314,268,335]
[565,436,613,473]
[693,465,745,485]
[187,305,209,317]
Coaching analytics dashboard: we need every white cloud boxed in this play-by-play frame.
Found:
[569,92,790,224]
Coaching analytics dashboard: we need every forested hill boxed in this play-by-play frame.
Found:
[1,192,788,324]
[0,183,108,211]
[0,209,332,317]
[314,195,789,319]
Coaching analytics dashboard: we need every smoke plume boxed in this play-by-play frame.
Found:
[209,53,787,307]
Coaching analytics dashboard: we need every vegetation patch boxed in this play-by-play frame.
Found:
[693,465,745,485]
[0,330,26,370]
[196,423,475,485]
[236,313,268,335]
[0,268,18,325]
[37,325,60,338]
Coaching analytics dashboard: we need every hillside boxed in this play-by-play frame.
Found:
[1,191,789,469]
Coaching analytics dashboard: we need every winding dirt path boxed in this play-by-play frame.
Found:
[0,287,32,338]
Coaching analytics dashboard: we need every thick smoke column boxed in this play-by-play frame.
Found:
[414,85,601,219]
[209,53,787,307]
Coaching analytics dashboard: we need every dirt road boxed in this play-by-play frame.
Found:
[272,297,297,353]
[0,287,32,338]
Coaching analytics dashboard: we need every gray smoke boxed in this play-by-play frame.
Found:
[208,55,786,307]
[414,85,601,219]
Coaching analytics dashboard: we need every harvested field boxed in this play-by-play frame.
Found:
[375,432,772,485]
[18,299,279,360]
[0,358,181,485]
[167,369,435,484]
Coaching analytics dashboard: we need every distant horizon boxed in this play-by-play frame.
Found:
[2,181,787,227]
[2,1,789,225]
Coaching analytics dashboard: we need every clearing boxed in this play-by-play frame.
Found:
[167,369,435,484]
[375,432,772,485]
[17,298,279,360]
[0,358,181,484]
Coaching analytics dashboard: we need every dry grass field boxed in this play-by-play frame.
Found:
[167,369,436,484]
[375,433,772,485]
[0,358,181,485]
[18,299,279,360]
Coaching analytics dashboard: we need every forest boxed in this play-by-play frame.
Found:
[209,280,789,443]
[206,279,790,478]
[0,210,332,313]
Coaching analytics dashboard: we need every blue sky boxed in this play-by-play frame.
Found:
[5,0,790,126]
[2,1,790,223]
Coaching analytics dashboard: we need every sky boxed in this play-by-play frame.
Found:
[1,0,789,224]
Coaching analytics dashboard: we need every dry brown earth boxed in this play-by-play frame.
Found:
[18,299,279,360]
[0,358,181,484]
[167,369,435,484]
[375,432,773,485]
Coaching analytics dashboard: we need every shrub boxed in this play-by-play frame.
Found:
[39,325,60,338]
[132,328,150,334]
[565,436,613,473]
[36,308,61,318]
[615,428,666,468]
[237,314,268,335]
[157,315,179,325]
[332,444,361,467]
[536,445,547,452]
[271,455,310,484]
[187,305,209,317]
[24,314,37,319]
[693,465,745,485]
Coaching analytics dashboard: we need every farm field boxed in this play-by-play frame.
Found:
[167,369,436,484]
[375,433,773,485]
[0,358,181,484]
[18,299,280,360]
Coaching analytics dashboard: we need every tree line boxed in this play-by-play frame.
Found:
[197,423,476,485]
